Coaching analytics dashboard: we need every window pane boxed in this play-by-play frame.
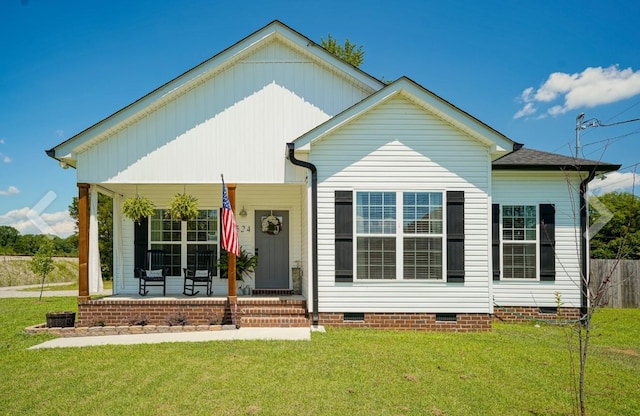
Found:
[150,210,181,242]
[502,205,536,242]
[503,243,536,279]
[403,192,443,235]
[356,192,395,234]
[357,237,396,279]
[150,243,181,277]
[404,237,443,279]
[187,210,218,242]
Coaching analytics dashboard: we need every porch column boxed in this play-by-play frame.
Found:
[78,183,90,301]
[227,183,238,324]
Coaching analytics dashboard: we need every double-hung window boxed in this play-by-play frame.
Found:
[150,209,218,276]
[403,192,443,279]
[355,191,444,280]
[356,192,396,279]
[501,205,537,279]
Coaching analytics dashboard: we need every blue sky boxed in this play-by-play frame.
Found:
[1,0,639,237]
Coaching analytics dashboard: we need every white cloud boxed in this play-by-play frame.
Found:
[2,155,11,163]
[514,65,640,119]
[0,186,19,196]
[0,138,4,144]
[0,207,75,238]
[589,171,638,195]
[513,102,537,119]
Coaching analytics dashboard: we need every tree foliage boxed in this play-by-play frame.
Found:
[0,225,77,256]
[589,192,640,259]
[321,34,365,68]
[30,238,55,301]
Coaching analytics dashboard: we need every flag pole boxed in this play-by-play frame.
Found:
[221,174,238,326]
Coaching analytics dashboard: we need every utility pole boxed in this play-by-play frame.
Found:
[575,112,585,158]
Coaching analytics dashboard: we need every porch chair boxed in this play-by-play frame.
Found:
[135,249,168,296]
[183,250,215,296]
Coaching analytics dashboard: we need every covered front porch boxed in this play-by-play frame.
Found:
[74,181,311,328]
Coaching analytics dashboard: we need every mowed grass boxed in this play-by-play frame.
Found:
[0,297,638,416]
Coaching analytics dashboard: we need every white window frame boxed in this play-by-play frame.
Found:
[500,204,539,280]
[149,209,218,277]
[353,190,446,281]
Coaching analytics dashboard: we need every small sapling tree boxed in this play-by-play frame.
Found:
[30,238,55,301]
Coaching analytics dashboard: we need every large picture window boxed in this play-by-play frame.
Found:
[150,209,218,276]
[355,191,444,280]
[502,205,537,279]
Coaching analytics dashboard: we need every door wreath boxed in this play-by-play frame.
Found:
[261,214,282,235]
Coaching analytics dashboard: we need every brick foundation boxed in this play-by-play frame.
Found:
[318,312,492,332]
[492,306,582,323]
[75,299,579,332]
[77,297,309,328]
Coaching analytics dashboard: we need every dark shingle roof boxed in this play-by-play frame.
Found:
[492,147,620,172]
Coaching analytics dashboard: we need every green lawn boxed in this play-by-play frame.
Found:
[0,298,638,416]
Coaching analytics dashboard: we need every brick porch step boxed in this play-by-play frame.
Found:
[252,289,294,296]
[223,299,308,327]
[240,316,310,327]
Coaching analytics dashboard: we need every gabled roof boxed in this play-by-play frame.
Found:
[47,20,385,166]
[293,76,517,153]
[492,147,620,172]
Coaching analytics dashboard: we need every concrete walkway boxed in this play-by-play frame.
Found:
[29,327,312,349]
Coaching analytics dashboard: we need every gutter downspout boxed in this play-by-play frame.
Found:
[286,143,319,326]
[579,170,596,318]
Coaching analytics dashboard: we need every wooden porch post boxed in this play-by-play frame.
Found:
[227,183,237,302]
[78,183,90,301]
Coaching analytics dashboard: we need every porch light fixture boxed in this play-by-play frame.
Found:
[239,206,247,217]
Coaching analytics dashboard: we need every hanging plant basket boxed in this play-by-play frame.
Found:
[166,193,199,221]
[122,195,156,224]
[261,215,282,235]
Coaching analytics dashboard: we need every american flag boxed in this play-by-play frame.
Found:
[221,177,240,257]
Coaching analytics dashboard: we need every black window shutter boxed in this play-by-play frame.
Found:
[539,204,556,281]
[492,204,501,281]
[446,191,465,283]
[134,216,149,272]
[335,191,353,282]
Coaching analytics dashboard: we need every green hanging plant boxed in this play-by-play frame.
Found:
[166,193,199,221]
[122,195,156,224]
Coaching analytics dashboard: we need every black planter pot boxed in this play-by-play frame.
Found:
[46,312,76,328]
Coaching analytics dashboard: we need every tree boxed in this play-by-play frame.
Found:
[589,192,640,259]
[31,238,55,301]
[0,226,20,254]
[321,34,365,68]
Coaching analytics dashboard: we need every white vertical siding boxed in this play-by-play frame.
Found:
[76,39,372,185]
[113,183,305,295]
[492,171,583,307]
[313,95,493,313]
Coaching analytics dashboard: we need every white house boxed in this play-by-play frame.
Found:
[47,21,618,330]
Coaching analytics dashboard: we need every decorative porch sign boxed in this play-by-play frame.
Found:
[261,214,282,235]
